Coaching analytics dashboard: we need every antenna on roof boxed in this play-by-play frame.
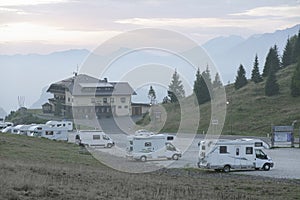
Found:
[73,64,79,76]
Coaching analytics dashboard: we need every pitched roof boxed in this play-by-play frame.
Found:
[47,74,136,96]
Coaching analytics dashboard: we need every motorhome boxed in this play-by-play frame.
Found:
[76,130,115,148]
[0,119,13,130]
[11,125,24,134]
[17,124,35,136]
[197,138,274,172]
[28,124,69,141]
[126,130,181,162]
[46,121,73,131]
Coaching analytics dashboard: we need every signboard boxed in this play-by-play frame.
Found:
[272,125,294,147]
[273,126,293,132]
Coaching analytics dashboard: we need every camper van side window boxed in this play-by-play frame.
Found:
[167,136,174,141]
[93,135,101,140]
[45,131,54,135]
[145,142,152,147]
[246,147,253,154]
[219,146,227,154]
[254,142,263,147]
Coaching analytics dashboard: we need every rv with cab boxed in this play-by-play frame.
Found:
[197,138,274,172]
[76,130,115,148]
[126,130,182,162]
[28,124,69,141]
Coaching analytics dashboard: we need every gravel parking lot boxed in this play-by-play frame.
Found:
[94,133,300,179]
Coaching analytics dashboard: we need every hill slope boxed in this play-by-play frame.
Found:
[139,64,300,136]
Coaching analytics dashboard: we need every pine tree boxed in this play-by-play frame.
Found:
[168,69,185,103]
[291,59,300,97]
[292,30,300,63]
[251,54,263,83]
[193,68,211,105]
[282,37,294,68]
[265,68,279,96]
[234,64,248,90]
[148,85,156,104]
[213,73,222,88]
[262,45,281,77]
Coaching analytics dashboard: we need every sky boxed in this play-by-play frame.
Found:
[0,0,300,54]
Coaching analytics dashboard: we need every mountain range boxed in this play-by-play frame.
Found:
[0,24,299,114]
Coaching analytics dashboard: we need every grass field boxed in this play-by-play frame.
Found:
[1,133,300,200]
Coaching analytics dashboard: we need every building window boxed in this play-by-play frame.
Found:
[124,105,128,109]
[103,98,107,103]
[219,146,227,154]
[121,97,126,103]
[68,98,70,102]
[246,147,253,155]
[118,106,122,109]
[110,98,114,103]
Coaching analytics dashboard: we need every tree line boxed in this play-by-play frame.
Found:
[234,30,300,97]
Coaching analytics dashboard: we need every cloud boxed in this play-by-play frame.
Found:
[231,5,300,18]
[115,17,297,31]
[0,0,70,6]
[0,22,121,45]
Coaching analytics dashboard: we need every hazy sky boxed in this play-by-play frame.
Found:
[0,0,300,54]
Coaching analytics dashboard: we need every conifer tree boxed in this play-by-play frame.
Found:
[168,69,185,103]
[262,45,280,77]
[265,68,279,96]
[291,59,300,97]
[234,64,248,90]
[282,37,294,68]
[193,68,211,105]
[292,30,300,63]
[148,85,156,104]
[251,54,263,83]
[213,72,222,88]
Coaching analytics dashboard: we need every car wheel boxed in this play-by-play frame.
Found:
[223,165,231,173]
[107,143,112,148]
[140,156,147,162]
[263,163,271,171]
[172,154,179,160]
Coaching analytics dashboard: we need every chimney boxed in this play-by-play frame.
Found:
[104,77,108,82]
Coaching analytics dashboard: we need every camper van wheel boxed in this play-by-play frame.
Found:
[107,143,113,148]
[140,156,147,162]
[263,163,271,171]
[172,154,179,160]
[223,165,231,173]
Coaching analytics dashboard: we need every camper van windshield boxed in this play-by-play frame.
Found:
[103,135,110,140]
[255,149,268,159]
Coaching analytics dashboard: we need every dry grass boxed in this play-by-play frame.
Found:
[1,133,300,200]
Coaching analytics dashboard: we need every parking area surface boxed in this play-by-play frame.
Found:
[91,133,300,179]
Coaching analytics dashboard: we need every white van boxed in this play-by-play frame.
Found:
[126,130,182,161]
[197,138,274,172]
[76,130,115,148]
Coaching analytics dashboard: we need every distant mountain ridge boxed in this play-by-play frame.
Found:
[202,24,300,83]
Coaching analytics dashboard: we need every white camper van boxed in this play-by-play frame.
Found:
[197,138,274,172]
[46,121,73,131]
[28,124,69,141]
[76,130,115,148]
[126,130,182,162]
